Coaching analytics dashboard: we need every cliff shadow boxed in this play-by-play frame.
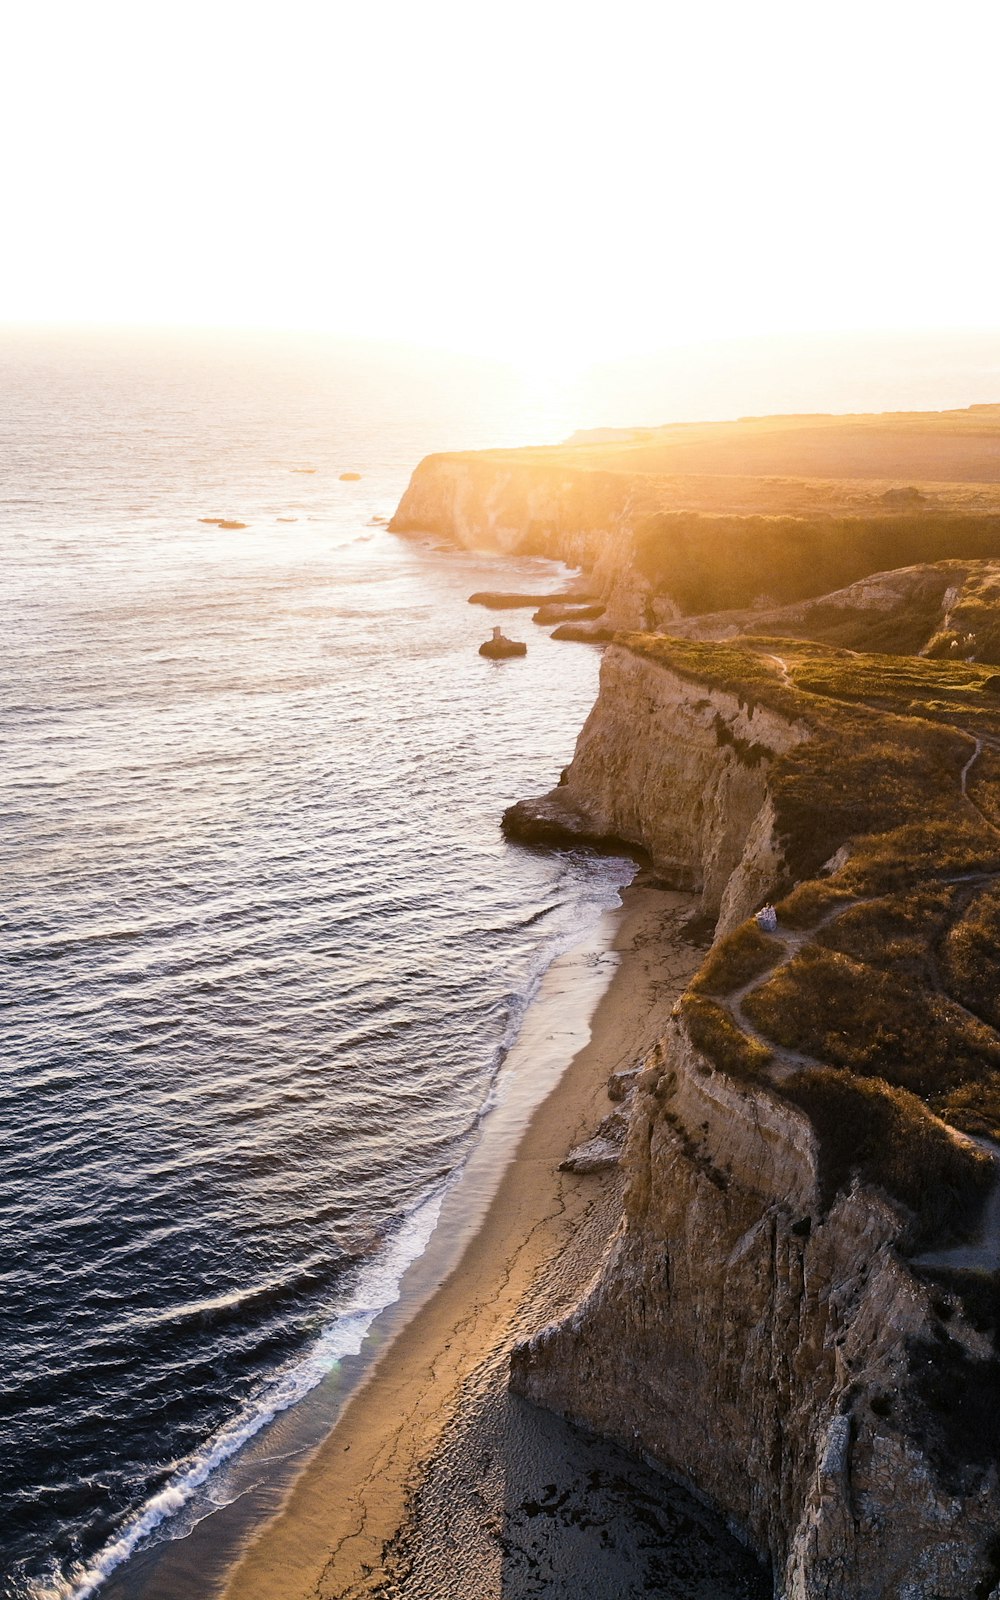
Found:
[493,1393,769,1600]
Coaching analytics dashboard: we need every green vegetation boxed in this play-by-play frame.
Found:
[623,634,1000,889]
[633,511,1000,617]
[743,942,1000,1106]
[942,884,1000,1033]
[966,744,1000,828]
[775,881,855,928]
[619,631,1000,1239]
[679,995,773,1082]
[781,1070,993,1248]
[925,568,1000,664]
[689,922,783,997]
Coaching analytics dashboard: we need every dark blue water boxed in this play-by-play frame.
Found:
[0,330,628,1599]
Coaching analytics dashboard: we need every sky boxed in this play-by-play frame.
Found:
[2,0,999,372]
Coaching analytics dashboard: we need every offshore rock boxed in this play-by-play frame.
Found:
[469,589,595,610]
[532,601,606,625]
[479,629,526,659]
[550,621,616,643]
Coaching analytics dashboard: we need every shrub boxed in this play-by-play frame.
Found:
[690,923,783,997]
[780,1069,993,1247]
[943,884,1000,1032]
[679,995,773,1082]
[743,946,1000,1100]
[632,510,1000,617]
[776,881,856,929]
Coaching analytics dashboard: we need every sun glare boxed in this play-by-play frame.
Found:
[2,0,999,360]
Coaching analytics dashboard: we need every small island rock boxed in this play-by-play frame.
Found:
[479,625,527,659]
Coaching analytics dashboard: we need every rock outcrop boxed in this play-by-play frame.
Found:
[479,628,527,659]
[390,416,1000,641]
[504,644,808,937]
[512,1017,1000,1599]
[390,453,657,626]
[503,641,1000,1598]
[389,405,1000,1597]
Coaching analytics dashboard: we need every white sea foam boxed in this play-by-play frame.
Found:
[34,1185,449,1600]
[32,862,631,1600]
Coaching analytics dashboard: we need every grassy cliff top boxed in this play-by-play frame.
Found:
[415,405,1000,616]
[434,402,1000,517]
[619,633,1000,1246]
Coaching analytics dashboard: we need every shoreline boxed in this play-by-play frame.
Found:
[207,879,710,1600]
[98,877,698,1600]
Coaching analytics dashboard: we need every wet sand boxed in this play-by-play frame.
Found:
[215,880,767,1600]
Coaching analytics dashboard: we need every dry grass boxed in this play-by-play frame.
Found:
[780,1069,994,1248]
[942,884,1000,1033]
[689,923,784,997]
[679,995,773,1082]
[775,881,856,928]
[633,511,1000,617]
[744,944,1000,1102]
[619,632,1000,1233]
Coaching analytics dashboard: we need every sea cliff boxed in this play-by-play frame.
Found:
[391,407,1000,1598]
[512,1013,1000,1599]
[502,645,808,936]
[390,451,656,625]
[504,638,1000,1597]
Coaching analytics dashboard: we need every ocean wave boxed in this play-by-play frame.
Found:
[29,1183,449,1600]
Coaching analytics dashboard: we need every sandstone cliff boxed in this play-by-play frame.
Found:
[392,412,1000,1594]
[390,452,659,626]
[503,644,808,937]
[504,639,1000,1598]
[512,1018,1000,1599]
[391,443,1000,646]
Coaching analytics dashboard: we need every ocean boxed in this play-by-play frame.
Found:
[0,330,631,1600]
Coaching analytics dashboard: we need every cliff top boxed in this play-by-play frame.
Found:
[432,402,1000,518]
[622,632,1000,1246]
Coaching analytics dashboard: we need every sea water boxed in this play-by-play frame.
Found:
[0,330,630,1599]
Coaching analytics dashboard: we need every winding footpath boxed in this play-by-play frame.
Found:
[721,667,1000,1266]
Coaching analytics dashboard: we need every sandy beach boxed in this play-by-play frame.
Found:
[211,880,766,1600]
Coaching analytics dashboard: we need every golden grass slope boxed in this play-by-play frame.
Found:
[621,635,1000,1246]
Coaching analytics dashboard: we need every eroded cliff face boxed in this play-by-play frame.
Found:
[505,646,808,936]
[512,1022,1000,1599]
[506,647,1000,1598]
[389,454,659,626]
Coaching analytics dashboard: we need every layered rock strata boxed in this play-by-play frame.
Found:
[512,1020,1000,1599]
[504,644,1000,1598]
[504,645,808,937]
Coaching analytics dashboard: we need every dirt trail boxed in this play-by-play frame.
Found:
[713,700,1000,1264]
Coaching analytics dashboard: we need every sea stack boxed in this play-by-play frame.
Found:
[479,625,527,659]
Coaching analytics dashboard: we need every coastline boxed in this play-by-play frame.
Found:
[201,878,718,1600]
[96,878,701,1600]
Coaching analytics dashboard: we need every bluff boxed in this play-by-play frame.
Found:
[390,407,1000,637]
[392,405,1000,1597]
[502,644,809,937]
[505,635,1000,1599]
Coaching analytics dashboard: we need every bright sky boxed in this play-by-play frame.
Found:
[2,0,998,370]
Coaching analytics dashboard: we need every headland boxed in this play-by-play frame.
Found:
[227,403,1000,1599]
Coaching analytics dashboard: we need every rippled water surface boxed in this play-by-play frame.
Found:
[0,331,625,1598]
